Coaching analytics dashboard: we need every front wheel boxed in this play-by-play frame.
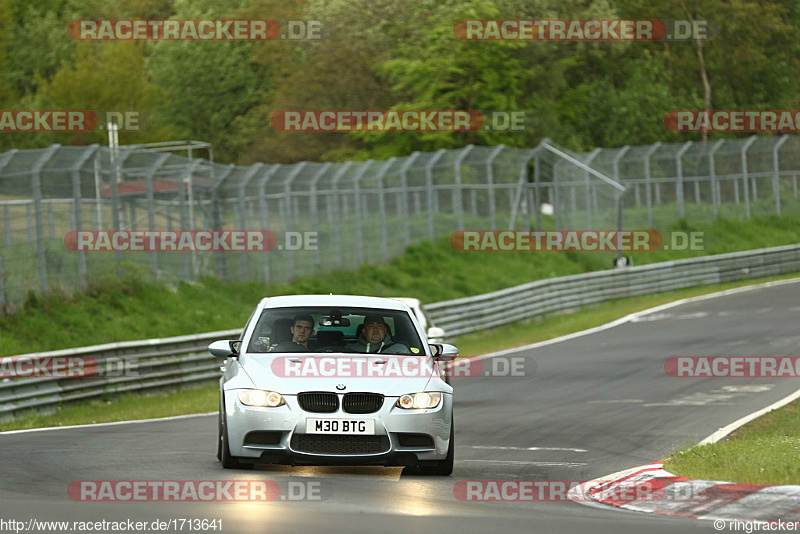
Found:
[219,395,253,470]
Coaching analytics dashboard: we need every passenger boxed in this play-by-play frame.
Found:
[346,314,410,354]
[269,314,315,352]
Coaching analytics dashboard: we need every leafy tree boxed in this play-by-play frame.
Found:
[32,41,179,146]
[237,0,399,163]
[0,0,16,107]
[147,0,273,162]
[4,1,79,99]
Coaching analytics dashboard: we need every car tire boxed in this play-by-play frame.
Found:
[217,391,224,460]
[219,394,252,470]
[403,416,454,476]
[216,410,222,461]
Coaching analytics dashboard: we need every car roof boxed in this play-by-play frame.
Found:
[390,297,420,308]
[259,294,409,311]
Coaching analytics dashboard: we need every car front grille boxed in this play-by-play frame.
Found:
[290,434,390,455]
[342,393,384,414]
[298,392,339,413]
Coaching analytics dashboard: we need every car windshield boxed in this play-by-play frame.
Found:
[247,307,424,355]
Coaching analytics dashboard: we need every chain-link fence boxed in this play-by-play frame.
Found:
[1,135,799,313]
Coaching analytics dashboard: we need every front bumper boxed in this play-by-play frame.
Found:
[223,390,453,466]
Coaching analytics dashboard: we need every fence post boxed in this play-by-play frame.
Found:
[0,255,4,313]
[71,145,100,291]
[93,153,102,229]
[485,145,505,230]
[453,145,473,230]
[328,162,352,269]
[3,204,9,248]
[644,142,660,226]
[109,147,121,232]
[676,141,692,218]
[352,160,373,267]
[425,150,446,240]
[773,135,789,216]
[179,159,203,281]
[553,159,564,230]
[0,151,17,248]
[708,139,725,219]
[741,136,757,219]
[397,152,420,247]
[309,163,332,271]
[375,158,394,263]
[110,148,134,266]
[26,203,32,242]
[506,147,539,231]
[144,153,170,279]
[532,141,549,231]
[236,163,264,281]
[257,164,281,283]
[47,203,55,239]
[612,145,630,230]
[583,148,602,230]
[210,164,236,279]
[31,145,60,295]
[281,162,306,280]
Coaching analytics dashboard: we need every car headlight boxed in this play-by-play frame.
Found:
[238,389,285,407]
[396,392,442,409]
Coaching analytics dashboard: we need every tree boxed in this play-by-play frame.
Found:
[147,0,273,162]
[32,41,180,147]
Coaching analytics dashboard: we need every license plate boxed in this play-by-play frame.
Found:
[306,418,375,435]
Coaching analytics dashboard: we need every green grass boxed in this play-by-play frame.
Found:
[663,398,800,485]
[2,272,798,432]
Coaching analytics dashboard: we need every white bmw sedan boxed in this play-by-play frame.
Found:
[210,295,457,475]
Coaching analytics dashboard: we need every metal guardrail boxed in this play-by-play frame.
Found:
[425,244,800,337]
[0,329,239,421]
[1,245,799,420]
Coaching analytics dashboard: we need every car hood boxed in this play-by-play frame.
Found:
[239,353,435,396]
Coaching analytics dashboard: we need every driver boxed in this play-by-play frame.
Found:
[269,314,315,352]
[345,314,410,354]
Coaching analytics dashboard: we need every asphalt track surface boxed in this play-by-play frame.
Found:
[2,280,799,533]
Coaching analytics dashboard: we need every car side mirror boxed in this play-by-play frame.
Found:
[429,343,458,361]
[209,339,240,358]
[426,326,445,342]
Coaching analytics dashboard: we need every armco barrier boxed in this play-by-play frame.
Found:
[1,245,799,420]
[0,329,239,421]
[425,245,800,337]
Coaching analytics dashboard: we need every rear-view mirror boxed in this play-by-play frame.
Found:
[320,316,350,327]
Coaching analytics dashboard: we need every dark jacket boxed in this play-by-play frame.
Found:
[345,333,410,354]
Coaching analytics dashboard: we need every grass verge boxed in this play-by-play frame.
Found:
[662,399,800,485]
[2,273,798,433]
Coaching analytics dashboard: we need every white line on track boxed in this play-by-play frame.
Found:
[471,446,587,452]
[587,400,643,404]
[463,460,588,467]
[699,387,800,445]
